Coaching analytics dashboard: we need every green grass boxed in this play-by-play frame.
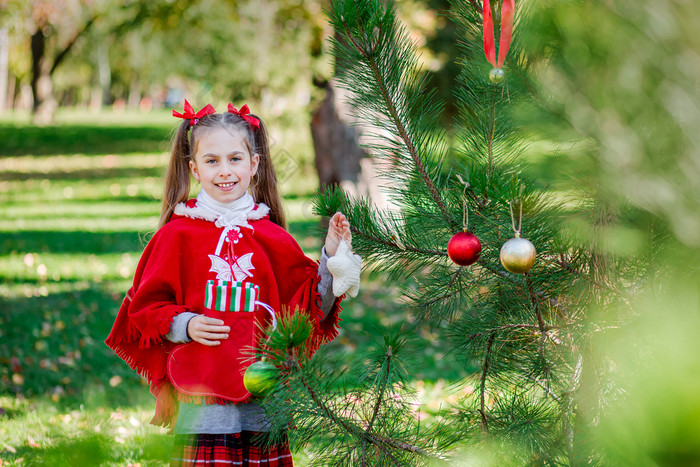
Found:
[0,110,465,465]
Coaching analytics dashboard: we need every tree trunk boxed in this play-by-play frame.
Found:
[310,80,392,209]
[31,30,56,124]
[311,81,363,187]
[30,15,98,123]
[6,72,15,110]
[97,41,111,106]
[128,77,141,108]
[0,28,8,112]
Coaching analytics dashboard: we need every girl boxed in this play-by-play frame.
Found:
[106,101,360,466]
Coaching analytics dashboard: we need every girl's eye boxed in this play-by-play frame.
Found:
[206,159,217,164]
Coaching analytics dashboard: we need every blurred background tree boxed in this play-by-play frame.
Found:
[0,0,456,186]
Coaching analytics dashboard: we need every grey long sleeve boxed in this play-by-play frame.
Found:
[317,247,336,318]
[165,311,198,343]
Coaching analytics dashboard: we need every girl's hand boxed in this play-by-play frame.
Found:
[187,315,230,346]
[325,212,352,257]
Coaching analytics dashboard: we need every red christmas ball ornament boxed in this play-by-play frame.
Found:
[447,229,482,266]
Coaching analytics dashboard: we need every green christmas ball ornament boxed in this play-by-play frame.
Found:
[500,234,536,274]
[489,67,505,84]
[243,358,279,397]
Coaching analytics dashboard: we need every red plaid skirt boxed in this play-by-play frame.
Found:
[170,431,293,466]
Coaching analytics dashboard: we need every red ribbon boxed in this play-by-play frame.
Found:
[483,0,515,68]
[228,104,261,130]
[172,99,216,127]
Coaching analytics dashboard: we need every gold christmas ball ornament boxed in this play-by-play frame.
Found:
[499,234,536,274]
[489,67,505,84]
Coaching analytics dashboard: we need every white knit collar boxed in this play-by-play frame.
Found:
[173,191,270,228]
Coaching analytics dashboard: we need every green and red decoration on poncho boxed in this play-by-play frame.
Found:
[205,280,259,312]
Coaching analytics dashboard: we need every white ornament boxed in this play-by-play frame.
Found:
[326,240,362,298]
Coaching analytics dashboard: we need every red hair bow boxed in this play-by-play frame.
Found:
[227,104,260,130]
[172,99,216,127]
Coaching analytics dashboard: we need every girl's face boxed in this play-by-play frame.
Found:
[189,127,259,204]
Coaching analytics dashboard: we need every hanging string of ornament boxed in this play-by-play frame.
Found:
[499,197,536,274]
[483,0,515,84]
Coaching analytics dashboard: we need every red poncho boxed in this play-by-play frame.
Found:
[105,201,342,428]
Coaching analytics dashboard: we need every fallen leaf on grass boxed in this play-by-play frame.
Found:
[110,411,126,421]
[1,442,17,453]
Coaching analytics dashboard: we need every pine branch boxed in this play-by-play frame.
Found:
[468,323,553,340]
[479,332,496,434]
[350,225,446,257]
[292,361,430,462]
[361,347,395,466]
[554,254,632,311]
[367,346,392,435]
[373,435,430,456]
[524,371,562,403]
[338,12,451,222]
[556,254,609,290]
[477,259,518,283]
[487,99,496,175]
[526,273,548,360]
[564,353,584,460]
[420,268,464,307]
[352,217,573,320]
[477,259,572,316]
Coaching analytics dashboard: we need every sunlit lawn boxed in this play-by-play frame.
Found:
[0,109,466,465]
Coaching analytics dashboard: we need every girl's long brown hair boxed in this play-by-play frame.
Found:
[159,111,286,229]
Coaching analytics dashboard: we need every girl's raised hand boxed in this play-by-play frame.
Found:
[187,315,230,346]
[325,212,352,257]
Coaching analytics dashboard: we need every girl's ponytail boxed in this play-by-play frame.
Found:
[159,121,192,228]
[251,116,287,230]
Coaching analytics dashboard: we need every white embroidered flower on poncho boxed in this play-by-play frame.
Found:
[208,253,255,282]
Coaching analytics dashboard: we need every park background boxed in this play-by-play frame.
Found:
[2,0,700,465]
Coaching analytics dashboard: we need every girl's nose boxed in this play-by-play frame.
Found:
[219,161,233,177]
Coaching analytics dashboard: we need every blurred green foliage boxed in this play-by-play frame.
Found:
[520,0,700,463]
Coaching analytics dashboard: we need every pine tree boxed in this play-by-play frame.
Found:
[253,0,634,464]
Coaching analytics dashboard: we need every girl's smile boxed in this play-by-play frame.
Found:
[189,127,259,204]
